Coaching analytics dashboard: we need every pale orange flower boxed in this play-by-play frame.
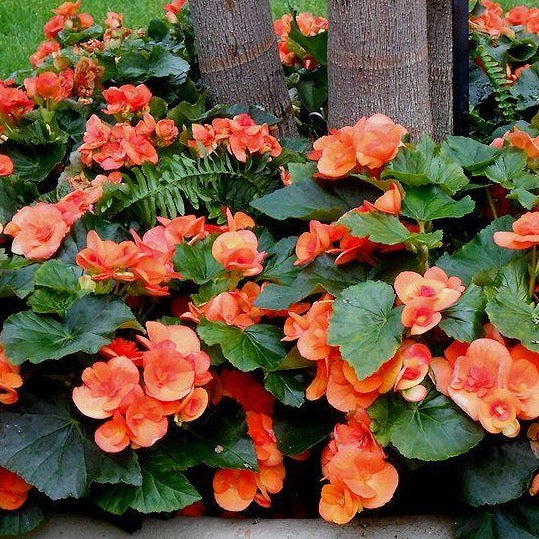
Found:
[94,411,131,453]
[494,212,539,250]
[176,387,209,422]
[506,127,539,159]
[0,346,22,406]
[295,221,347,265]
[364,183,402,215]
[319,483,361,524]
[211,230,265,276]
[213,469,258,512]
[0,154,14,176]
[124,393,168,447]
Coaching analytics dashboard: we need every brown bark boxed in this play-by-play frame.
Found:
[327,0,433,139]
[427,0,454,141]
[189,0,297,137]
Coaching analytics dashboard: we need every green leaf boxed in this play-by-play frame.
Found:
[368,391,484,461]
[2,295,136,365]
[197,320,287,372]
[486,289,539,352]
[437,216,522,286]
[33,259,82,290]
[0,501,45,537]
[0,257,39,299]
[340,211,443,248]
[0,399,141,500]
[251,174,372,221]
[439,284,486,342]
[273,404,339,456]
[96,456,200,515]
[401,185,475,221]
[255,255,367,310]
[258,236,299,286]
[6,141,66,182]
[264,372,305,408]
[484,148,528,188]
[459,440,539,507]
[456,502,539,539]
[173,235,224,284]
[440,136,498,172]
[328,281,403,379]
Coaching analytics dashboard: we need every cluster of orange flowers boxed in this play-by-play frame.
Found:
[274,13,328,70]
[212,370,285,511]
[432,333,539,437]
[319,410,398,524]
[294,183,406,267]
[309,114,408,179]
[471,1,539,37]
[394,268,465,335]
[43,0,94,40]
[188,113,282,163]
[79,86,179,171]
[3,176,117,260]
[72,322,211,452]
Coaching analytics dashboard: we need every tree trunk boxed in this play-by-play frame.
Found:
[327,0,433,139]
[427,0,453,141]
[189,0,297,137]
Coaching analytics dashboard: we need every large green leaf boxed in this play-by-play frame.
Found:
[264,372,305,408]
[0,256,39,299]
[0,399,141,500]
[173,235,224,284]
[484,147,528,188]
[6,141,66,182]
[456,502,539,539]
[369,391,484,461]
[197,320,287,372]
[437,216,521,286]
[340,211,443,248]
[251,172,370,221]
[459,440,539,507]
[401,185,475,221]
[439,284,486,342]
[0,501,45,537]
[328,281,404,379]
[255,255,367,310]
[96,455,200,515]
[258,236,299,286]
[440,136,498,172]
[486,289,539,352]
[1,295,136,365]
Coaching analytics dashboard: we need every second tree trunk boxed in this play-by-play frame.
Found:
[327,0,433,139]
[189,0,297,137]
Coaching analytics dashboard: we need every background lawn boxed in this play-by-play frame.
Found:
[0,0,527,77]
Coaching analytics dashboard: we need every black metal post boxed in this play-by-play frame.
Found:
[452,0,469,135]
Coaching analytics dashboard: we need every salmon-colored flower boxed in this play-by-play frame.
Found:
[55,189,91,226]
[76,230,139,281]
[213,469,258,512]
[94,411,131,453]
[220,369,275,415]
[0,154,14,176]
[164,0,188,23]
[478,389,521,436]
[30,40,61,67]
[509,345,539,420]
[309,126,358,179]
[176,387,209,422]
[0,346,23,406]
[4,203,69,260]
[506,127,539,159]
[364,183,402,215]
[0,83,34,123]
[155,119,179,146]
[142,340,195,401]
[72,356,140,419]
[100,337,143,365]
[0,468,32,511]
[393,341,432,391]
[401,298,442,335]
[470,0,514,38]
[506,5,529,25]
[24,70,73,102]
[295,221,347,265]
[103,84,152,116]
[157,214,207,246]
[212,230,265,276]
[124,393,168,447]
[494,212,539,250]
[319,483,361,524]
[73,56,104,97]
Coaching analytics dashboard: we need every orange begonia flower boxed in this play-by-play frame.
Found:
[494,212,539,250]
[94,411,131,453]
[364,183,402,215]
[506,127,539,159]
[213,469,258,512]
[309,126,358,179]
[0,154,14,176]
[142,340,195,401]
[24,71,73,102]
[176,387,209,423]
[4,203,69,260]
[295,221,347,265]
[124,393,168,447]
[401,298,442,335]
[319,483,362,524]
[30,40,61,67]
[394,341,432,392]
[478,389,521,437]
[470,0,514,38]
[509,345,539,420]
[102,84,152,116]
[72,356,140,419]
[76,230,139,281]
[0,468,32,511]
[220,369,275,415]
[0,347,22,406]
[211,230,265,277]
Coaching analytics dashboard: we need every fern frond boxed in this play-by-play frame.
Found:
[473,37,516,123]
[99,152,280,228]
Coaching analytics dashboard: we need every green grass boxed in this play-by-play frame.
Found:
[0,0,526,77]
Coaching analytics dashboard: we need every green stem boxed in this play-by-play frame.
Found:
[529,246,538,299]
[486,187,498,220]
[417,221,430,273]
